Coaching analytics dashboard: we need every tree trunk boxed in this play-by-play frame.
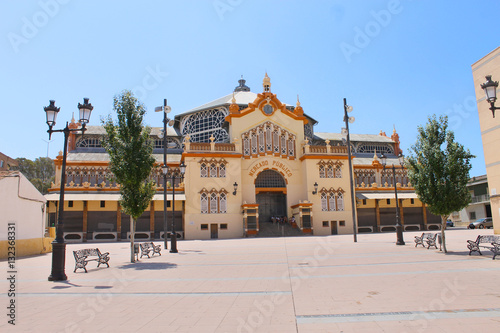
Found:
[130,215,135,263]
[441,215,448,253]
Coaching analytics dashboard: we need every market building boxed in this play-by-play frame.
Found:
[45,75,441,242]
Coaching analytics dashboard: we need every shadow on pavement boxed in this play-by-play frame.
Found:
[118,262,178,270]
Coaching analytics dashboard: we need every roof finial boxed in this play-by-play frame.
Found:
[393,124,396,133]
[229,92,240,114]
[263,72,271,92]
[71,112,75,123]
[294,94,303,116]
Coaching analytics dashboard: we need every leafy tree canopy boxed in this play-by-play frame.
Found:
[101,90,156,220]
[406,115,475,217]
[14,157,55,194]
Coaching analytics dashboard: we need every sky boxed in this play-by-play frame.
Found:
[1,0,498,177]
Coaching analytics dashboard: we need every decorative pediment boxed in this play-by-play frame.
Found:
[226,74,308,124]
[226,92,308,124]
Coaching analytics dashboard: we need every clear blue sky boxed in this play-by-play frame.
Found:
[1,0,498,177]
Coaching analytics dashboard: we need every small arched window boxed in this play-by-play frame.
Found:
[200,193,208,214]
[200,163,208,178]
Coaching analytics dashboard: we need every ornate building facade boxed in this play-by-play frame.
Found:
[45,75,441,242]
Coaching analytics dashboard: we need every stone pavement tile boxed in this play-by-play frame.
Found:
[4,229,500,332]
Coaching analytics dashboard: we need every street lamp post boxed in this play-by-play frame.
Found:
[343,98,358,243]
[481,75,500,118]
[45,98,93,281]
[155,99,172,250]
[380,152,405,245]
[170,161,186,253]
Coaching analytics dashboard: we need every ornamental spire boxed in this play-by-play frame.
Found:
[263,72,271,92]
[229,92,239,114]
[295,94,303,115]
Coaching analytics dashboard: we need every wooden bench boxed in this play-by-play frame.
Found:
[414,233,441,250]
[73,248,110,273]
[467,235,500,259]
[139,242,162,259]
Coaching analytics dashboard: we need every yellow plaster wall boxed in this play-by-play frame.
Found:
[471,47,500,234]
[63,200,84,211]
[183,154,244,239]
[302,158,354,235]
[0,237,54,259]
[87,200,118,211]
[153,199,183,211]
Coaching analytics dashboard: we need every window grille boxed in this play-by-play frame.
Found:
[319,165,326,178]
[273,130,280,153]
[251,133,258,155]
[209,163,217,177]
[258,131,265,153]
[335,165,342,178]
[266,126,272,151]
[355,169,375,186]
[219,193,227,213]
[210,192,218,214]
[288,139,295,156]
[337,192,344,211]
[281,135,287,155]
[321,192,328,211]
[255,169,286,188]
[200,163,208,178]
[357,143,394,154]
[243,137,250,156]
[327,165,334,178]
[154,138,180,149]
[201,193,208,214]
[329,193,336,211]
[76,137,101,148]
[180,107,229,143]
[219,163,226,178]
[242,122,295,158]
[304,123,314,140]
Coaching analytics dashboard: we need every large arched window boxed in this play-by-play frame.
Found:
[255,169,286,188]
[180,107,229,143]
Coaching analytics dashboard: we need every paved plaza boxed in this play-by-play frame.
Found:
[2,228,500,332]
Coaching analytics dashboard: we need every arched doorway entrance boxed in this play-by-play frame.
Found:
[255,169,287,223]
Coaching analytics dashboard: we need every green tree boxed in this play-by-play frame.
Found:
[14,157,55,194]
[101,90,156,262]
[406,115,474,253]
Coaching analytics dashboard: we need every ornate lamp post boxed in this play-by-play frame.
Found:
[155,99,173,249]
[45,98,93,281]
[481,75,499,118]
[170,161,186,253]
[343,98,358,243]
[380,152,405,245]
[312,182,318,195]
